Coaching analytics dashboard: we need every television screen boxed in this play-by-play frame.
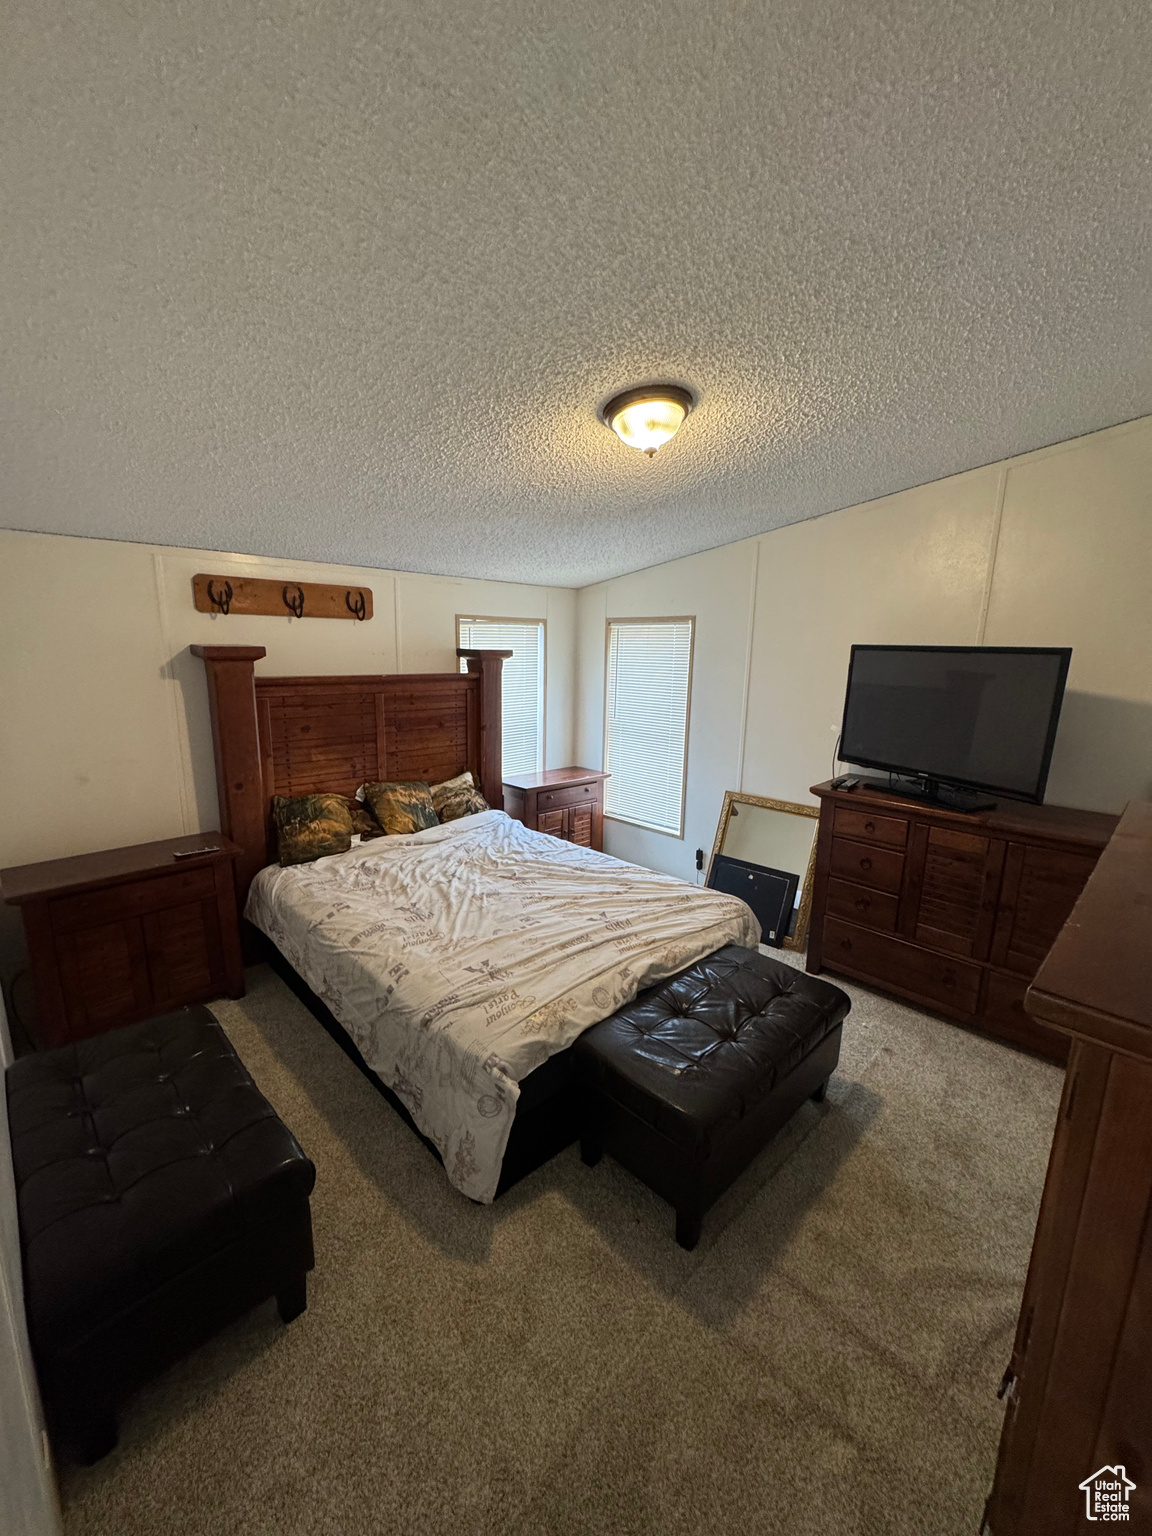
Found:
[840,646,1071,802]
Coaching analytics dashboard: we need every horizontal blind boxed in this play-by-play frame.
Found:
[604,619,693,835]
[457,618,545,778]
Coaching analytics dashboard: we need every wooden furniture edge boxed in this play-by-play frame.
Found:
[502,767,609,791]
[808,779,1118,849]
[1,836,243,905]
[1025,989,1152,1065]
[1024,798,1152,1061]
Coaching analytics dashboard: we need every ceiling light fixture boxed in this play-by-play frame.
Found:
[600,384,694,458]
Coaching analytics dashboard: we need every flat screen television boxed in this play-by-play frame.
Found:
[839,645,1071,808]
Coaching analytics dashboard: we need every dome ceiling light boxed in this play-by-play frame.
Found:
[600,385,694,458]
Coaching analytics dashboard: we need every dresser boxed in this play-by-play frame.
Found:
[806,781,1117,1062]
[984,800,1152,1534]
[1,834,245,1049]
[502,768,609,852]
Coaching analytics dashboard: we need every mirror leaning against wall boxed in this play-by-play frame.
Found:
[707,792,820,951]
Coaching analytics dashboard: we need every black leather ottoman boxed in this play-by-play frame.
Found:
[6,1006,315,1463]
[574,945,850,1249]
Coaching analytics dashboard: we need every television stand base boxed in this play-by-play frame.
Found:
[857,776,998,815]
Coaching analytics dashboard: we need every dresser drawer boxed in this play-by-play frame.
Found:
[982,970,1031,1032]
[49,866,219,933]
[823,916,981,1015]
[980,970,1069,1063]
[833,807,909,849]
[829,837,905,894]
[536,782,599,812]
[826,876,899,933]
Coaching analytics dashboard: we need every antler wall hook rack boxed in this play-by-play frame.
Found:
[192,575,374,622]
[206,578,233,616]
[282,584,306,619]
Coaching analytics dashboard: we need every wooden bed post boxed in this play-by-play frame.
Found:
[191,645,267,903]
[457,649,512,811]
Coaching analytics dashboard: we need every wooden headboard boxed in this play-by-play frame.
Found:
[192,645,509,907]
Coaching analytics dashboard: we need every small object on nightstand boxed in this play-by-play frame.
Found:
[502,768,609,852]
[0,834,245,1049]
[830,775,860,790]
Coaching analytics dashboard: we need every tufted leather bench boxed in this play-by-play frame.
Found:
[6,1006,315,1463]
[574,945,850,1248]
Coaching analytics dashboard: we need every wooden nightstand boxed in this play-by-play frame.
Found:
[1,834,245,1049]
[502,768,609,852]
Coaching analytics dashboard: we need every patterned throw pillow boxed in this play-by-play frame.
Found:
[272,793,354,866]
[361,781,439,836]
[339,795,386,840]
[430,771,489,824]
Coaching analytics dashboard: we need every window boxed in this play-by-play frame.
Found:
[457,617,546,778]
[603,617,694,836]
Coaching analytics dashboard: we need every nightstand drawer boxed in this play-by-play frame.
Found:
[536,782,599,811]
[501,769,607,853]
[49,866,218,932]
[829,836,905,893]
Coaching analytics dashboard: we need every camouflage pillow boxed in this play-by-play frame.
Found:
[272,793,354,866]
[361,780,439,836]
[430,770,489,824]
[339,795,386,840]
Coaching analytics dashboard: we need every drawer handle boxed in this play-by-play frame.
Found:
[864,820,876,833]
[943,973,956,990]
[855,897,870,911]
[859,857,872,871]
[839,937,852,951]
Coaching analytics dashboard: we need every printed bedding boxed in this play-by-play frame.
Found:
[246,810,759,1201]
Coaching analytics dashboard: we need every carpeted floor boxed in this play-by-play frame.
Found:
[58,955,1063,1536]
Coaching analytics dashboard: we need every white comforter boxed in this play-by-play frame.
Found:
[246,810,759,1201]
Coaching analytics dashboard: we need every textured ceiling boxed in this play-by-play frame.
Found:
[2,0,1150,588]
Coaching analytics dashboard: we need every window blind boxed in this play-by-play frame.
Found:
[604,618,694,835]
[457,618,545,778]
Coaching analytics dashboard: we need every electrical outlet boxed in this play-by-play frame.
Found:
[695,848,704,870]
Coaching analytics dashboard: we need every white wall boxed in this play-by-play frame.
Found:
[0,531,575,970]
[576,415,1152,878]
[0,991,62,1536]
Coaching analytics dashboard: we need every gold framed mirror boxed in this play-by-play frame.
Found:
[708,792,820,953]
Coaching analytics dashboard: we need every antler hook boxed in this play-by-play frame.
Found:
[206,579,233,616]
[345,589,367,621]
[282,584,305,619]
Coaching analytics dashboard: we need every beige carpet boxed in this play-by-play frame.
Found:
[58,955,1062,1536]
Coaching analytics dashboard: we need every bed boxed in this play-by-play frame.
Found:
[193,644,759,1200]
